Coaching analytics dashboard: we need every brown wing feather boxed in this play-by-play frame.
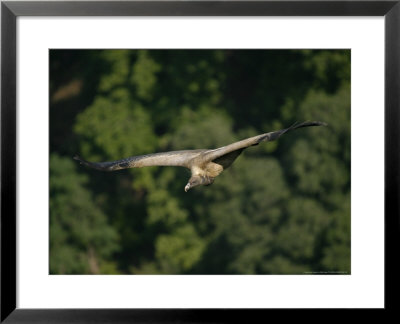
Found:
[203,121,327,163]
[74,149,206,171]
[212,149,244,169]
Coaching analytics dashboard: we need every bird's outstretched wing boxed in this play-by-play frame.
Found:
[204,121,327,164]
[74,149,206,171]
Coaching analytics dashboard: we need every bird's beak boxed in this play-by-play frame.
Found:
[184,183,190,192]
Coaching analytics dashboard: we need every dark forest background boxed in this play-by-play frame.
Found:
[49,49,350,274]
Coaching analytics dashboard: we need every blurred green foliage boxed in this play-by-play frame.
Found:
[50,49,350,274]
[49,154,119,274]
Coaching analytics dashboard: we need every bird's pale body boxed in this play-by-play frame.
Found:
[191,163,223,178]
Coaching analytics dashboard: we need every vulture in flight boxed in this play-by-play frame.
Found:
[74,121,326,192]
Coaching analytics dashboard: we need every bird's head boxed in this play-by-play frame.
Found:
[184,175,202,192]
[184,175,215,192]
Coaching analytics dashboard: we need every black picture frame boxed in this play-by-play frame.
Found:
[1,0,399,322]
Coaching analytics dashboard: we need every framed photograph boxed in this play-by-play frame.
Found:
[1,0,398,322]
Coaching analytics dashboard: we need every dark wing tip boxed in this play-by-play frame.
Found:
[296,120,328,128]
[280,120,327,137]
[73,155,84,164]
[314,121,328,127]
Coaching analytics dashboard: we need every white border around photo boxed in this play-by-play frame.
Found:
[17,17,384,308]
